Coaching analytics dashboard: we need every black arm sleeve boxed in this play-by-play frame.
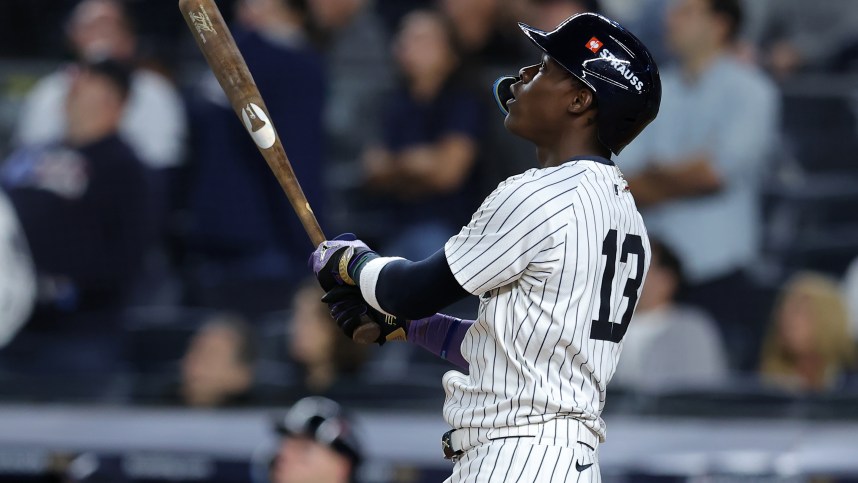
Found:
[375,249,470,320]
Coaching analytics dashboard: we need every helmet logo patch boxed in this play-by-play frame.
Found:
[586,37,604,53]
[599,48,646,92]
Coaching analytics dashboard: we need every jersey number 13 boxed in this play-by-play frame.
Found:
[590,229,645,343]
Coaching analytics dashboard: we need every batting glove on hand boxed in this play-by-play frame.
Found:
[322,286,408,345]
[309,233,379,291]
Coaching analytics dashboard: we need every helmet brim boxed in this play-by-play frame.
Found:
[517,22,595,92]
[518,22,551,50]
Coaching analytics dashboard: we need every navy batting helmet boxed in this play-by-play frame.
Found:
[493,13,661,155]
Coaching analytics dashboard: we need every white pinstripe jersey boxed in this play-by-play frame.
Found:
[442,157,651,441]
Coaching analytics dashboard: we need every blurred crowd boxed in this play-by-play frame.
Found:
[0,0,857,408]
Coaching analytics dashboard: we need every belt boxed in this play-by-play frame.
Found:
[441,419,600,460]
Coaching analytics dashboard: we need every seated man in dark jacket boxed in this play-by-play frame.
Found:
[0,59,152,375]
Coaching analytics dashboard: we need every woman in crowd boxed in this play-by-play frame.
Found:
[760,272,856,392]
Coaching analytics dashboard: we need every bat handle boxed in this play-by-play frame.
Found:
[308,229,380,344]
[353,323,381,344]
[299,207,325,247]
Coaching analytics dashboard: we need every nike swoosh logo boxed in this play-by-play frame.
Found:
[241,103,276,149]
[575,461,593,472]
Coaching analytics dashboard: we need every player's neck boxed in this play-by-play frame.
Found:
[535,138,611,168]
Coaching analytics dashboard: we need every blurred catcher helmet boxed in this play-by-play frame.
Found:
[274,396,362,468]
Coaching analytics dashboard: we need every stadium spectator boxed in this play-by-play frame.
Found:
[0,59,152,380]
[179,314,256,408]
[1,59,152,330]
[288,280,366,397]
[744,0,858,77]
[612,239,728,391]
[617,0,779,369]
[760,272,856,392]
[362,10,483,259]
[373,0,432,33]
[271,396,362,483]
[14,0,187,171]
[13,1,184,305]
[306,0,394,181]
[184,0,325,317]
[439,0,529,66]
[598,0,671,62]
[0,187,35,347]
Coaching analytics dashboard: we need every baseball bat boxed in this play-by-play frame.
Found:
[179,0,380,344]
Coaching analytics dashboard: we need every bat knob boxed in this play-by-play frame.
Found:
[352,322,381,344]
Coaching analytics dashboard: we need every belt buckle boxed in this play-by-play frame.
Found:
[441,429,463,461]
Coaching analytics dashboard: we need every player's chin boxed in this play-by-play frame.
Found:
[503,110,522,135]
[503,110,530,140]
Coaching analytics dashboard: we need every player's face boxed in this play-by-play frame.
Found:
[503,55,580,143]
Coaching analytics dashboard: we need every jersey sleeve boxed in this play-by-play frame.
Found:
[444,173,571,295]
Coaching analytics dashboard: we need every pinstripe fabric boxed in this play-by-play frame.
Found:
[444,436,601,483]
[442,159,650,446]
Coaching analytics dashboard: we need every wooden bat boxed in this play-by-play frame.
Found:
[179,0,380,344]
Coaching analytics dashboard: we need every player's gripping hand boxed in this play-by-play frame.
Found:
[309,233,379,291]
[322,286,408,345]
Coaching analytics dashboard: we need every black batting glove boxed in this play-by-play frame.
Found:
[322,286,408,345]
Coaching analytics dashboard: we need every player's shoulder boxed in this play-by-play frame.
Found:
[544,158,616,191]
[482,168,537,202]
[501,163,593,191]
[492,164,589,206]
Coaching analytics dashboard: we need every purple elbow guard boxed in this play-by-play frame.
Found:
[408,314,471,369]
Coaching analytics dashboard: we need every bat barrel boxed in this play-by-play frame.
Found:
[178,0,326,247]
[179,0,379,344]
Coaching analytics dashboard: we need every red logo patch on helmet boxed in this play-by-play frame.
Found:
[586,37,604,53]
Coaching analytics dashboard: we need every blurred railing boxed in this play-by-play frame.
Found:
[1,397,858,482]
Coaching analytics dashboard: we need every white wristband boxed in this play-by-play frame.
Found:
[359,256,404,316]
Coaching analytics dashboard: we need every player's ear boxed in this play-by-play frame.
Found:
[567,84,595,115]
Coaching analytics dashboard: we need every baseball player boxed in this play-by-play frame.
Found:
[271,396,362,483]
[312,13,661,482]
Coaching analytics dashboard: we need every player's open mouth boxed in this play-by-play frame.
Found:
[507,87,518,107]
[508,83,522,107]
